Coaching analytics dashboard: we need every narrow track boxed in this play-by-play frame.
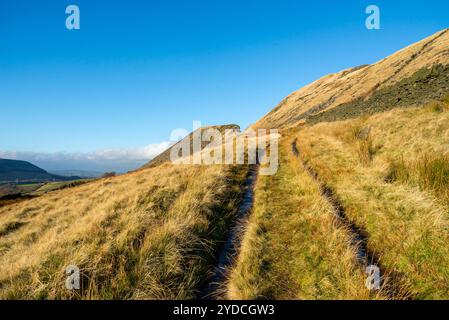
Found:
[291,140,373,265]
[198,165,259,299]
[291,139,408,299]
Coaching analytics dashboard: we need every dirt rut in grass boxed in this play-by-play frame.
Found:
[198,165,259,299]
[291,139,409,299]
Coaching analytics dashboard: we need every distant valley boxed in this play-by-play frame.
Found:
[0,159,80,184]
[48,170,103,179]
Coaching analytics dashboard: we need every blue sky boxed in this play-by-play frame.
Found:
[1,0,448,172]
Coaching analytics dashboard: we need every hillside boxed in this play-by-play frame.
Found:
[0,163,250,299]
[0,29,448,300]
[227,29,449,300]
[142,124,240,168]
[254,28,449,129]
[0,159,69,184]
[229,102,449,299]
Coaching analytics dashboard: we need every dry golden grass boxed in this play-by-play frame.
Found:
[226,137,377,300]
[254,28,449,129]
[386,154,449,206]
[0,163,249,299]
[295,105,449,299]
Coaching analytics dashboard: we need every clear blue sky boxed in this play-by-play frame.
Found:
[1,0,448,171]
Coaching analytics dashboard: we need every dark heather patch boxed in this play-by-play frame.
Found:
[307,64,449,125]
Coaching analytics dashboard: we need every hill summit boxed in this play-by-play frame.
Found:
[254,28,449,129]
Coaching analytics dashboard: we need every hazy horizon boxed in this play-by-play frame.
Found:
[2,0,449,172]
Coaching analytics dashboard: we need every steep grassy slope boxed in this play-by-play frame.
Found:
[294,103,449,299]
[1,29,449,301]
[230,29,449,300]
[226,137,377,300]
[0,163,249,299]
[227,30,449,300]
[254,29,449,129]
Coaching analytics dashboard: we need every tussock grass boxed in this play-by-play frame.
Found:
[387,154,449,205]
[295,105,449,299]
[443,94,449,106]
[428,102,445,113]
[226,137,376,300]
[349,126,377,165]
[425,100,449,113]
[0,221,27,237]
[0,163,249,299]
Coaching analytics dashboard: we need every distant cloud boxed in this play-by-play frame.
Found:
[0,141,172,173]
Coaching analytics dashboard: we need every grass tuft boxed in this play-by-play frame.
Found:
[0,221,27,237]
[350,126,377,165]
[387,154,449,205]
[443,94,449,106]
[385,158,410,183]
[426,101,446,113]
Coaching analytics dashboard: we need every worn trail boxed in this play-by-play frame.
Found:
[291,139,408,299]
[198,165,259,299]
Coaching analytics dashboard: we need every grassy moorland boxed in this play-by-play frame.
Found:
[0,181,93,209]
[29,180,92,196]
[254,29,449,130]
[226,138,377,300]
[0,183,41,197]
[294,101,449,299]
[1,30,448,302]
[0,163,249,299]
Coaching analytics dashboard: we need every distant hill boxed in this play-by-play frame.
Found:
[142,124,240,169]
[49,170,103,179]
[253,28,449,129]
[0,159,75,183]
